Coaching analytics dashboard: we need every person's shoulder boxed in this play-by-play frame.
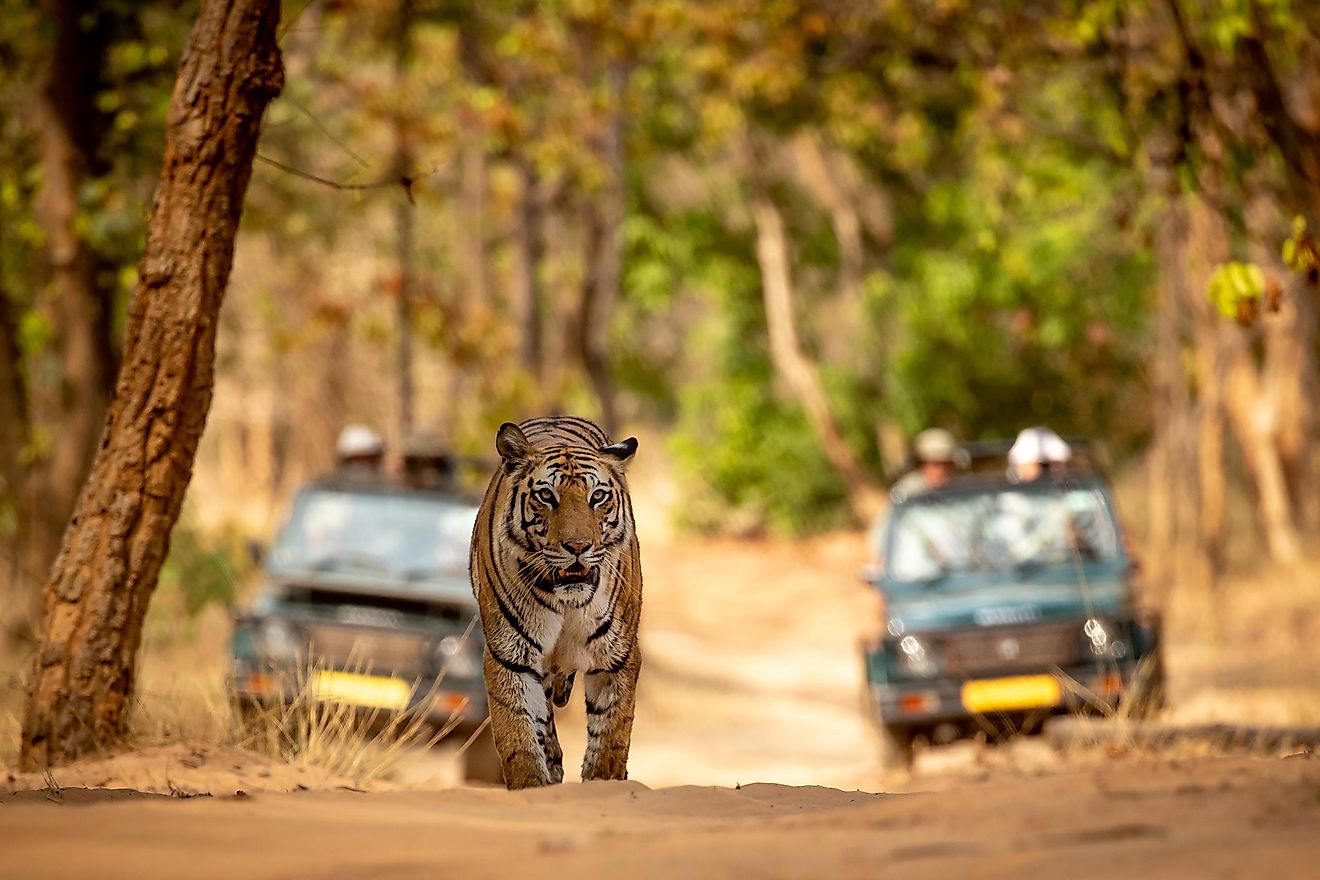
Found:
[891,471,929,499]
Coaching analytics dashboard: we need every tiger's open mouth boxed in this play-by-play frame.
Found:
[552,562,600,589]
[521,559,601,593]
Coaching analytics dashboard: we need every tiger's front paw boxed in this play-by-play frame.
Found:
[501,751,557,790]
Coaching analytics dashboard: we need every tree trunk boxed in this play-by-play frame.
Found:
[750,190,883,522]
[392,0,416,442]
[1220,334,1303,565]
[0,275,26,533]
[20,0,283,769]
[0,265,33,640]
[25,0,118,591]
[790,132,864,304]
[577,63,626,436]
[513,156,546,387]
[1147,188,1194,592]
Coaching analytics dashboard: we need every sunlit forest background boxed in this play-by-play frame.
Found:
[1,0,1318,643]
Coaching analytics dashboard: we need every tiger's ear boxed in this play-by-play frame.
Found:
[496,422,534,474]
[599,436,638,469]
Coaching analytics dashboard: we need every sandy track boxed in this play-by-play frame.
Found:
[4,755,1317,878]
[6,514,1320,878]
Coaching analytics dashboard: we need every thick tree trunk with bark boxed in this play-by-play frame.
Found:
[20,0,283,769]
[750,191,883,522]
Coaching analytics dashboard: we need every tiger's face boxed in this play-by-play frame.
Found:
[496,422,637,600]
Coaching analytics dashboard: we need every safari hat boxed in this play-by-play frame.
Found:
[336,424,385,459]
[1008,426,1072,465]
[913,428,959,464]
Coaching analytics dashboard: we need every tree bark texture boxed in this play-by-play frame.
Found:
[20,0,284,769]
[750,191,883,522]
[26,0,118,591]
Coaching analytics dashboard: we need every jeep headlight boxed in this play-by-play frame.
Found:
[1083,617,1127,659]
[898,635,939,678]
[434,634,479,678]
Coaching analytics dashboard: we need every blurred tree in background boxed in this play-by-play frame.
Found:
[0,0,1317,633]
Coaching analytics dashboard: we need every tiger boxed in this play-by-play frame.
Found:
[469,415,643,789]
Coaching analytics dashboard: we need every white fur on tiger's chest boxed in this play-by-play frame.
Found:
[547,590,611,675]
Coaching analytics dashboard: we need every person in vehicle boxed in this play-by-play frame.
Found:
[402,431,458,491]
[892,428,961,498]
[1007,425,1071,482]
[334,424,386,480]
[864,428,963,580]
[1001,427,1108,562]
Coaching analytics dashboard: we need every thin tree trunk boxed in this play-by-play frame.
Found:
[1148,192,1191,592]
[26,0,118,589]
[577,62,626,436]
[1192,331,1227,581]
[20,0,283,769]
[393,0,416,441]
[513,156,545,386]
[750,190,883,522]
[1221,335,1303,565]
[0,264,33,638]
[0,272,26,533]
[790,132,864,303]
[1188,192,1303,567]
[1182,193,1231,585]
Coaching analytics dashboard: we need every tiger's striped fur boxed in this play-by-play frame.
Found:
[469,415,642,789]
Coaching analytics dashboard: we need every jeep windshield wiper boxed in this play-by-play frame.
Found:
[307,552,392,574]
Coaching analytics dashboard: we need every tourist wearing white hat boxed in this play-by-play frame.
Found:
[1007,426,1071,483]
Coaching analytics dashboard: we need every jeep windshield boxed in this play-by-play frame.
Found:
[266,487,477,588]
[886,484,1119,588]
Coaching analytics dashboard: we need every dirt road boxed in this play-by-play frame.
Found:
[4,505,1319,877]
[5,756,1317,878]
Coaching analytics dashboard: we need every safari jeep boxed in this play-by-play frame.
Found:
[230,474,501,782]
[861,447,1163,766]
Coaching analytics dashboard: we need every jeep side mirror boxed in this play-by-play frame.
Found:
[246,538,266,568]
[858,560,885,584]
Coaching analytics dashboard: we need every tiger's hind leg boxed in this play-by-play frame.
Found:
[581,640,640,781]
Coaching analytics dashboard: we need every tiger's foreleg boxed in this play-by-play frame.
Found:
[541,679,565,784]
[580,639,641,781]
[483,646,555,789]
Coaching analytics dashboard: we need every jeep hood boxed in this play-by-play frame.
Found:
[263,569,477,607]
[886,575,1128,633]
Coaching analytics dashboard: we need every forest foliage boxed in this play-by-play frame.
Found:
[1,0,1317,573]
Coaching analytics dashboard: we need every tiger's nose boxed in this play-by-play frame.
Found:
[563,540,592,557]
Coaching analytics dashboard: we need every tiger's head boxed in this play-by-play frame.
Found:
[495,422,637,601]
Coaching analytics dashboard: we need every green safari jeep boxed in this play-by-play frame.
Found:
[862,451,1163,767]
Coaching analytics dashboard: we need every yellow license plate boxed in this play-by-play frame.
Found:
[311,671,411,710]
[962,675,1062,713]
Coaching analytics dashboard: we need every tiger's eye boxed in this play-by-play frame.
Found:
[590,489,610,506]
[535,488,557,505]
